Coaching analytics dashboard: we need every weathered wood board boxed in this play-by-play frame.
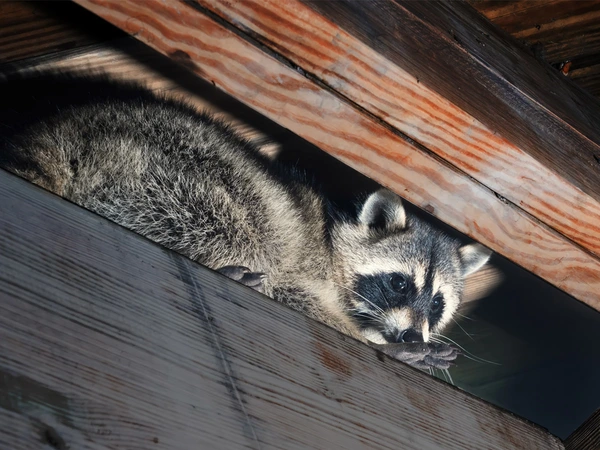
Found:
[469,0,600,98]
[0,36,282,156]
[72,0,600,312]
[304,0,600,200]
[565,408,600,450]
[0,169,565,449]
[0,1,123,63]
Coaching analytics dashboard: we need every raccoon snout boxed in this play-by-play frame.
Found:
[383,328,424,343]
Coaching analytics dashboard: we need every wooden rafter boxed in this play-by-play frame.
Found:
[72,0,600,311]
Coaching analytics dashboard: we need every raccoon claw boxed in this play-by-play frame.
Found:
[421,342,458,370]
[375,342,458,371]
[375,342,430,363]
[217,265,267,293]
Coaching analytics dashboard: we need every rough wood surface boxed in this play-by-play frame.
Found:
[198,0,600,266]
[302,0,600,204]
[72,0,600,311]
[564,408,600,450]
[0,1,123,63]
[0,169,565,449]
[470,0,600,98]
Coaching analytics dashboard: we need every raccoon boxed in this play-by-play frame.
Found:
[0,73,491,370]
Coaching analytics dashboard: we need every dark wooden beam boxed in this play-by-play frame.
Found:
[0,1,123,63]
[304,0,600,200]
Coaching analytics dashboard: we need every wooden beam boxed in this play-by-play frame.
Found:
[72,0,600,311]
[0,1,123,63]
[193,0,600,264]
[304,0,600,197]
[565,408,600,450]
[0,36,283,155]
[0,169,564,449]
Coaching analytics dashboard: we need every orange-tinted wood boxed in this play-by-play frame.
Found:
[73,0,600,311]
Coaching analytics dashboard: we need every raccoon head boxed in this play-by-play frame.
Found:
[332,189,491,345]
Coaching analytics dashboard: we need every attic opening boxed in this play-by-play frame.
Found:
[2,0,600,446]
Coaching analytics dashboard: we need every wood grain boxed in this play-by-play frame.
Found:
[470,1,600,97]
[0,169,565,449]
[198,0,600,263]
[564,408,600,450]
[72,0,600,310]
[302,0,600,205]
[0,36,282,156]
[0,1,123,63]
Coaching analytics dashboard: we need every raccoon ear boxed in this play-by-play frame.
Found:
[358,189,407,231]
[459,243,492,276]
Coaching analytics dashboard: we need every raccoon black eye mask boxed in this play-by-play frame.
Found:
[0,72,491,372]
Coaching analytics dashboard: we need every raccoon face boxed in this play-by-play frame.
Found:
[333,189,491,345]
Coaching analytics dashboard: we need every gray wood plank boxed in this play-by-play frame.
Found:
[565,408,600,450]
[0,170,564,449]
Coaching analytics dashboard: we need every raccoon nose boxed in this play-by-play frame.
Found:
[383,328,424,343]
[400,329,424,343]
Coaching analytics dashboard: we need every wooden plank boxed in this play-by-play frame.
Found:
[572,63,600,98]
[72,0,600,310]
[196,0,600,266]
[0,169,565,449]
[469,1,600,64]
[0,1,123,63]
[565,408,600,450]
[468,0,600,102]
[301,0,600,204]
[0,36,281,155]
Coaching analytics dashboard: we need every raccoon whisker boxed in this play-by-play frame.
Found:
[349,310,382,319]
[436,368,444,382]
[455,312,475,321]
[349,311,383,324]
[346,306,384,318]
[374,283,392,310]
[346,308,385,326]
[331,281,386,315]
[430,336,494,365]
[461,353,502,365]
[451,317,475,341]
[434,345,498,365]
[434,367,449,384]
[431,333,501,366]
[443,368,455,386]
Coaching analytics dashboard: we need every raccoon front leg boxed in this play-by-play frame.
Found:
[217,265,267,294]
[375,342,458,370]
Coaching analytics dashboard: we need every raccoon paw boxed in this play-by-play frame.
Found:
[420,342,458,370]
[217,265,267,293]
[375,342,458,370]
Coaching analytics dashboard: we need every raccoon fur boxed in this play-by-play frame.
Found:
[0,73,491,370]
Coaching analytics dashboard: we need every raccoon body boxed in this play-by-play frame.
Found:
[0,73,491,368]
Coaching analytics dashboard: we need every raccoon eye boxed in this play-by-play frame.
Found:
[431,294,444,314]
[389,274,407,293]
